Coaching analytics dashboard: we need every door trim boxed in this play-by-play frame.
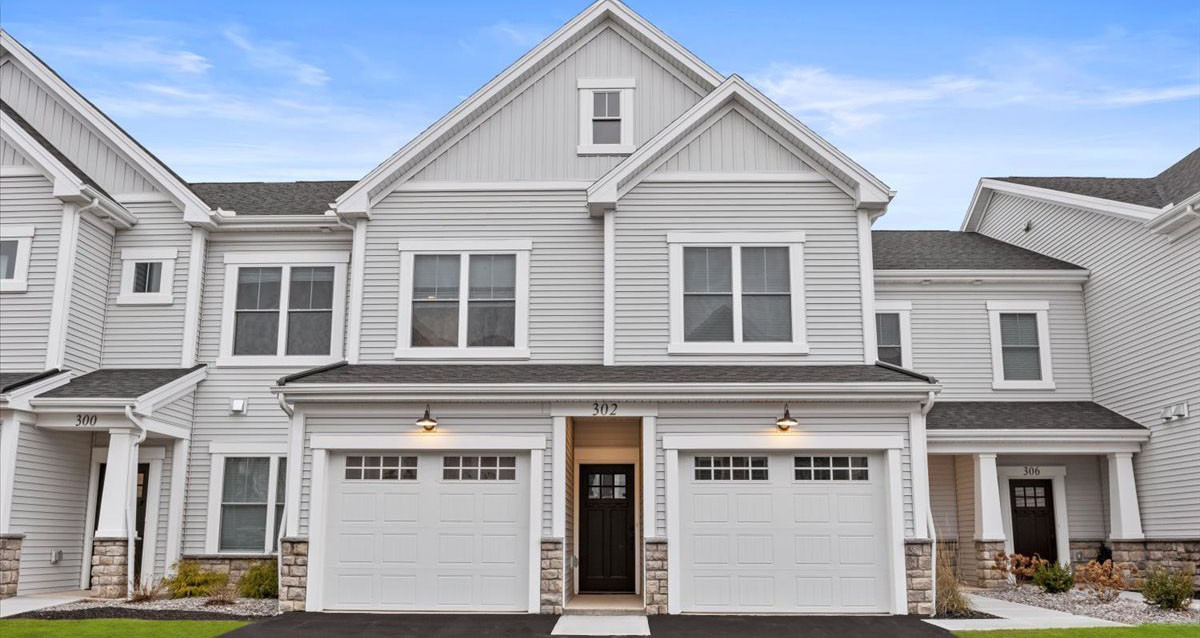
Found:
[997,465,1070,566]
[82,446,164,589]
[578,463,636,593]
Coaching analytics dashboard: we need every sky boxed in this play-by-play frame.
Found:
[2,0,1198,229]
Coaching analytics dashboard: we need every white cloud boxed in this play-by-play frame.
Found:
[484,21,547,47]
[41,37,210,74]
[222,26,329,86]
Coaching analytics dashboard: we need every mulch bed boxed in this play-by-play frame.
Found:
[933,609,997,619]
[10,606,266,622]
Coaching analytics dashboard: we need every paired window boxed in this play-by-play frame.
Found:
[442,456,516,481]
[117,248,176,305]
[794,456,869,481]
[217,456,286,553]
[0,225,34,292]
[344,455,417,480]
[668,232,807,354]
[219,252,347,366]
[577,79,634,154]
[874,301,911,368]
[397,241,530,359]
[693,455,769,481]
[987,301,1054,390]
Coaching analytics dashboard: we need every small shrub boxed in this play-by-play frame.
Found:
[164,560,228,598]
[936,545,972,617]
[128,579,163,603]
[238,561,279,599]
[1075,559,1135,602]
[1032,561,1074,594]
[205,582,238,606]
[1142,567,1194,611]
[996,552,1047,587]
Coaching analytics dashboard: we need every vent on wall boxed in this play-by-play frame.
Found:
[1159,402,1189,421]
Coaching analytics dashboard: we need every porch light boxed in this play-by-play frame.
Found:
[776,404,798,431]
[416,404,438,431]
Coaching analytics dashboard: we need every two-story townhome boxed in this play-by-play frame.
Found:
[0,0,1194,618]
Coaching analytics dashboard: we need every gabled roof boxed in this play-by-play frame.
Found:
[0,369,60,395]
[333,0,724,215]
[928,401,1145,431]
[588,75,893,213]
[993,148,1200,209]
[872,231,1084,271]
[1,100,111,199]
[190,181,356,216]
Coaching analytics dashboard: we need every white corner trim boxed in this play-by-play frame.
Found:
[661,433,904,450]
[858,210,878,365]
[666,231,806,244]
[396,239,532,253]
[180,228,208,367]
[527,448,543,614]
[578,77,636,89]
[987,302,1055,390]
[603,210,615,365]
[997,464,1071,566]
[223,250,349,265]
[885,448,907,614]
[344,219,368,364]
[44,203,80,368]
[665,448,681,615]
[308,433,548,451]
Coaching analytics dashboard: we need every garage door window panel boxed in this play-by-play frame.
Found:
[345,455,417,480]
[694,455,768,481]
[443,455,517,481]
[795,456,869,481]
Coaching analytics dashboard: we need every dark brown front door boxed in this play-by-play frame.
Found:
[1010,479,1056,562]
[579,464,635,592]
[93,463,151,582]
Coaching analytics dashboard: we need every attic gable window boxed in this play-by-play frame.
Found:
[578,79,635,155]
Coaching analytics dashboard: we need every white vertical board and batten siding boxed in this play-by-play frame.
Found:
[62,214,112,373]
[102,202,192,366]
[0,136,32,165]
[874,286,1092,400]
[360,190,603,363]
[652,107,816,174]
[0,174,60,369]
[409,24,702,183]
[0,62,159,194]
[977,193,1200,537]
[614,181,865,364]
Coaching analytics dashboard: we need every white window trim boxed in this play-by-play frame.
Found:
[116,247,177,305]
[217,251,349,367]
[577,78,635,155]
[667,231,808,355]
[0,224,35,293]
[204,450,287,555]
[987,300,1055,390]
[875,300,912,369]
[395,239,531,360]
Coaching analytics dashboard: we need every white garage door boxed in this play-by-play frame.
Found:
[324,452,530,611]
[679,451,891,613]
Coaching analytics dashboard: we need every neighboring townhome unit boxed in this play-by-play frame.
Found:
[0,0,1194,618]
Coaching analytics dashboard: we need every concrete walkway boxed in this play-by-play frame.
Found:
[0,591,86,618]
[924,593,1129,631]
[552,614,650,636]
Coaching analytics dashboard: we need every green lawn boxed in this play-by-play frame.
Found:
[956,625,1200,638]
[0,619,248,638]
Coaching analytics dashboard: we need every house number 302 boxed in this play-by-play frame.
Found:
[592,402,618,416]
[1023,466,1041,476]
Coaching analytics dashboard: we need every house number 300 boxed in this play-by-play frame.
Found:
[75,414,98,427]
[1023,466,1041,476]
[592,402,618,416]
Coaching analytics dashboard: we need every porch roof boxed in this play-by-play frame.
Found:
[0,369,59,395]
[927,401,1145,430]
[37,365,206,400]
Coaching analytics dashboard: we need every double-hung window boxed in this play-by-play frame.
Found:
[668,232,807,354]
[206,449,287,554]
[218,251,348,366]
[397,240,530,359]
[875,301,912,368]
[117,248,176,305]
[0,225,34,293]
[577,79,634,155]
[987,301,1055,390]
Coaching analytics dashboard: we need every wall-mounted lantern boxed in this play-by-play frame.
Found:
[776,404,798,431]
[416,404,438,431]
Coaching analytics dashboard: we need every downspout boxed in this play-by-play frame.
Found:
[921,390,937,615]
[277,393,296,592]
[124,405,148,598]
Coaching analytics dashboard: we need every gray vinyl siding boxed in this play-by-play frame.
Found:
[0,136,31,165]
[102,202,191,367]
[651,403,915,538]
[360,190,603,362]
[0,61,159,194]
[410,23,703,183]
[10,423,93,593]
[0,174,61,370]
[150,393,194,571]
[614,181,866,364]
[298,403,554,538]
[874,285,1093,400]
[653,106,815,174]
[928,454,957,538]
[977,192,1200,537]
[62,214,112,373]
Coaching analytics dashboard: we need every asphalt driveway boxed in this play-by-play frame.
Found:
[225,613,952,638]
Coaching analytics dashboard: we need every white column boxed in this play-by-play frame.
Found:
[642,415,656,539]
[908,411,930,539]
[973,453,1005,540]
[551,416,566,539]
[1107,452,1144,540]
[164,438,189,572]
[0,416,20,534]
[95,429,138,538]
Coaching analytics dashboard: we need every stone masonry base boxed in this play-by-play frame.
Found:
[1112,539,1200,591]
[644,538,667,615]
[91,537,128,598]
[1069,540,1104,570]
[279,538,308,612]
[905,540,933,615]
[540,538,563,614]
[0,534,23,599]
[974,540,1007,589]
[180,554,276,588]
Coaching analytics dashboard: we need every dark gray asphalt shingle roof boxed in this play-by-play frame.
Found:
[38,365,204,400]
[992,147,1200,209]
[872,231,1083,270]
[189,181,356,216]
[0,370,57,394]
[280,363,935,385]
[1,100,115,201]
[927,401,1144,430]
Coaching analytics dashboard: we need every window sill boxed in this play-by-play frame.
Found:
[116,293,174,306]
[0,280,28,293]
[215,355,341,368]
[393,347,531,360]
[668,342,811,355]
[577,143,635,156]
[992,380,1057,390]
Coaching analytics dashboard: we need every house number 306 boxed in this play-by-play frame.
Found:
[592,402,618,416]
[1023,466,1041,476]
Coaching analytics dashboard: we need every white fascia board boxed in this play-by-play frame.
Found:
[927,428,1149,454]
[132,366,207,416]
[961,179,1162,231]
[0,371,72,412]
[309,433,547,451]
[874,269,1089,284]
[1,32,213,225]
[1146,193,1200,240]
[661,433,904,450]
[209,212,345,232]
[333,0,723,215]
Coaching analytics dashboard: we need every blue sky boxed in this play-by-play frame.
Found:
[3,0,1197,228]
